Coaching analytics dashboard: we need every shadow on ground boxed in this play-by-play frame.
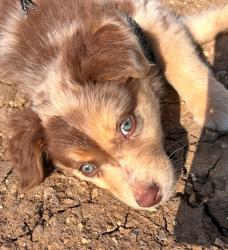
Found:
[174,33,228,246]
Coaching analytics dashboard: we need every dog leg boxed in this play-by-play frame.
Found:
[135,2,228,131]
[182,4,228,44]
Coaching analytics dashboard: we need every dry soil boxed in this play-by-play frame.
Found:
[0,0,228,249]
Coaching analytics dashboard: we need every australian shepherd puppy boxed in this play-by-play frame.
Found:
[1,0,228,209]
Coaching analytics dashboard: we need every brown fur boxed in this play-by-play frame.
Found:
[8,109,46,189]
[2,0,228,209]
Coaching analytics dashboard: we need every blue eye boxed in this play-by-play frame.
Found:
[80,163,97,176]
[119,115,136,137]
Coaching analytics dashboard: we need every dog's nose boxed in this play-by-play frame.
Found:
[134,184,162,207]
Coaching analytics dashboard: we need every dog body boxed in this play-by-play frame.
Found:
[1,0,228,209]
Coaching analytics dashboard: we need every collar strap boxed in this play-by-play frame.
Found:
[124,14,155,64]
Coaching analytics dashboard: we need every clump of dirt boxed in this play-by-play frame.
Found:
[1,0,228,249]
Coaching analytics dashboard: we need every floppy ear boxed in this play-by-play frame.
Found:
[65,23,151,82]
[85,24,150,81]
[8,109,47,190]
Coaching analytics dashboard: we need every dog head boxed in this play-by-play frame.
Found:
[9,19,174,210]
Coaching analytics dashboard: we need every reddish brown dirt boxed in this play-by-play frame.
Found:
[0,0,228,249]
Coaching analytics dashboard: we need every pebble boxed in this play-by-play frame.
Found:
[221,142,228,149]
[111,237,118,244]
[203,50,209,58]
[156,231,167,242]
[81,238,91,244]
[217,70,228,80]
[190,173,197,182]
[91,188,99,199]
[189,192,197,206]
[8,101,14,107]
[81,181,88,186]
[62,199,74,205]
[214,238,225,248]
[9,184,18,195]
[66,217,71,225]
[18,193,24,199]
[117,221,122,226]
[131,228,140,237]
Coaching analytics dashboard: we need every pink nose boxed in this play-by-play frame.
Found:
[134,184,162,207]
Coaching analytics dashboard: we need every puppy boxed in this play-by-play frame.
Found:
[1,0,228,210]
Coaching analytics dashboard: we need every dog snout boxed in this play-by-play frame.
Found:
[134,183,162,208]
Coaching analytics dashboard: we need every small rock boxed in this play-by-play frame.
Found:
[221,142,228,149]
[214,238,226,248]
[9,184,18,195]
[8,101,14,107]
[131,228,140,237]
[91,188,99,199]
[189,192,197,207]
[216,71,228,82]
[18,193,24,199]
[66,217,71,225]
[117,221,122,226]
[190,173,197,182]
[81,181,88,186]
[62,199,74,205]
[156,231,167,243]
[203,50,209,58]
[111,237,118,244]
[63,239,70,244]
[172,220,177,226]
[81,238,91,244]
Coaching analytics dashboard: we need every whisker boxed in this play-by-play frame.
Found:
[168,145,186,159]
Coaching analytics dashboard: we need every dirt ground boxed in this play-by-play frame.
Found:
[0,0,228,249]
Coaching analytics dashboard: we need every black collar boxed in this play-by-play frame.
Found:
[124,14,155,64]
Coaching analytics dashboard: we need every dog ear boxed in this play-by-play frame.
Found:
[8,109,47,190]
[85,24,150,82]
[64,23,151,83]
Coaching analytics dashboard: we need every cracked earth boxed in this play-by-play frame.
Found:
[0,0,228,249]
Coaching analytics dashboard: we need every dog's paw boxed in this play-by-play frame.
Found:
[192,81,228,132]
